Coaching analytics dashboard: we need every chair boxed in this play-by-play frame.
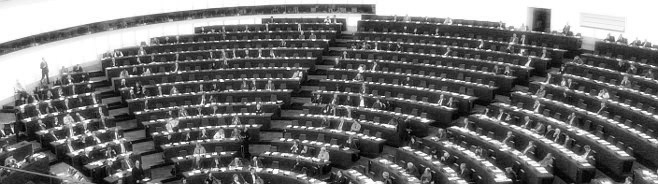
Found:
[299,134,307,140]
[215,146,223,153]
[317,134,325,142]
[271,161,280,169]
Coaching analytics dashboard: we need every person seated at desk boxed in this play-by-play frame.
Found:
[231,128,242,140]
[250,156,263,169]
[3,154,17,168]
[330,171,347,184]
[443,47,451,56]
[406,162,420,178]
[324,16,331,23]
[229,157,243,169]
[522,141,536,157]
[335,118,347,131]
[510,34,519,44]
[194,142,207,155]
[382,171,393,184]
[604,33,615,42]
[205,173,220,184]
[539,153,554,168]
[533,123,547,135]
[372,99,385,110]
[504,167,519,184]
[317,146,330,161]
[291,140,301,154]
[562,23,571,35]
[436,128,447,141]
[617,34,628,44]
[350,121,361,132]
[642,39,652,47]
[300,145,310,156]
[170,86,179,95]
[420,168,433,184]
[443,17,453,25]
[620,75,632,88]
[520,35,527,45]
[440,151,453,165]
[248,168,264,184]
[631,37,642,46]
[353,73,364,81]
[309,32,317,40]
[343,135,359,150]
[132,160,145,182]
[477,39,485,49]
[597,88,610,99]
[401,76,412,86]
[474,146,484,157]
[120,156,133,171]
[231,173,246,184]
[502,131,514,147]
[459,163,473,181]
[579,145,594,161]
[231,116,242,125]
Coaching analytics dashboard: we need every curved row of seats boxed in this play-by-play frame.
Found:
[103,47,324,69]
[358,17,581,50]
[196,23,343,34]
[354,31,566,63]
[446,126,553,184]
[326,68,496,102]
[106,57,317,79]
[466,114,596,183]
[319,78,475,113]
[339,49,532,83]
[312,90,453,123]
[335,58,516,91]
[345,39,548,75]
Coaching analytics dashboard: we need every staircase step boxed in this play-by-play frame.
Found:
[269,120,292,130]
[89,71,105,77]
[315,65,334,70]
[301,86,320,91]
[109,107,129,117]
[280,110,303,117]
[132,141,156,155]
[123,128,146,141]
[291,97,311,104]
[307,75,327,80]
[102,96,122,105]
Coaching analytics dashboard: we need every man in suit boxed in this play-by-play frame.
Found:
[505,167,519,184]
[406,162,420,178]
[562,23,571,35]
[617,34,628,44]
[248,168,264,184]
[642,39,652,47]
[459,163,473,181]
[133,160,145,182]
[330,171,347,184]
[40,58,50,84]
[229,157,243,169]
[382,172,393,184]
[343,135,359,150]
[604,33,615,42]
[523,141,536,156]
[251,156,262,169]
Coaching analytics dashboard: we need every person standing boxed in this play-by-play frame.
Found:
[40,58,49,84]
